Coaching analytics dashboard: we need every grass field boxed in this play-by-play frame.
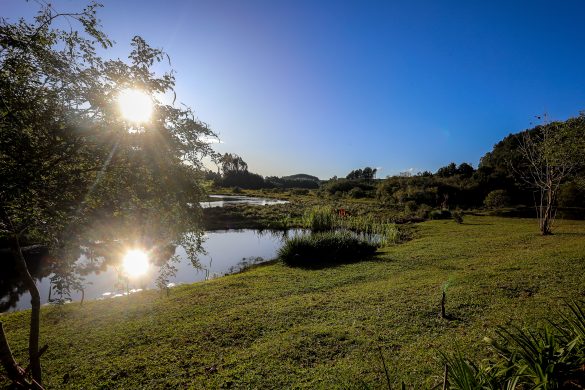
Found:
[1,216,584,388]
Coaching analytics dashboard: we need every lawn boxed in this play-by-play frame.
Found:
[1,216,584,388]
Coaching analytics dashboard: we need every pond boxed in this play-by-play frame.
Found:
[3,229,301,312]
[200,194,288,208]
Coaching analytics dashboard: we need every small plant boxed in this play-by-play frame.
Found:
[443,301,585,389]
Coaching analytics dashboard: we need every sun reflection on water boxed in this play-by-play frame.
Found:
[122,249,150,278]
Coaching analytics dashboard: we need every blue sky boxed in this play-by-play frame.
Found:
[3,1,585,179]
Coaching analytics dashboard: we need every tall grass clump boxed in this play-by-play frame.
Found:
[338,215,403,246]
[443,301,585,389]
[278,231,378,267]
[302,206,337,232]
[302,206,405,247]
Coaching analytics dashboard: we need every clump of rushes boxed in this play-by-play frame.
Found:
[302,206,404,246]
[302,206,336,232]
[278,231,378,268]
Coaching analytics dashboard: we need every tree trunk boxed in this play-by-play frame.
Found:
[539,185,555,236]
[10,234,43,384]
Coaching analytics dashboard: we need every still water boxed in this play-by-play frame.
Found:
[200,194,288,208]
[6,229,298,312]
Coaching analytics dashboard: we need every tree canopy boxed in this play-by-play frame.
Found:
[0,3,217,385]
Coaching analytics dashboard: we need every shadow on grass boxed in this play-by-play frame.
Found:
[282,253,383,270]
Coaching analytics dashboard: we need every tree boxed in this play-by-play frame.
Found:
[0,3,216,387]
[436,162,457,177]
[346,166,377,180]
[515,115,585,235]
[219,153,248,175]
[456,162,475,178]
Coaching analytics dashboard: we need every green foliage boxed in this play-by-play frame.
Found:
[349,187,367,198]
[429,209,452,220]
[324,179,374,195]
[301,206,404,246]
[302,206,336,232]
[290,188,309,196]
[484,189,511,209]
[436,162,475,178]
[278,231,378,267]
[0,3,216,270]
[445,301,585,389]
[265,174,320,189]
[346,166,377,180]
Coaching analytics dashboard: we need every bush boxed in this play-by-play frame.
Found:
[484,189,511,209]
[404,200,418,214]
[290,188,309,196]
[348,187,366,198]
[278,232,378,267]
[452,210,463,224]
[429,209,452,220]
[416,204,432,219]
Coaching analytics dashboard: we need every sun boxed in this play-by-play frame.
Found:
[122,249,150,278]
[117,88,153,123]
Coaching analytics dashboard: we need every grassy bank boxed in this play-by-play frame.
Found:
[2,216,585,388]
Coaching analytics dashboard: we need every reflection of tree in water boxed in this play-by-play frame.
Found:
[0,243,51,312]
[1,238,183,312]
[228,256,266,275]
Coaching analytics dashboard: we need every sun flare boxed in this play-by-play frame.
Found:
[122,249,150,278]
[117,88,153,123]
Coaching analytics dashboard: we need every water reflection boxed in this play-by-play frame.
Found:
[200,195,288,208]
[3,229,302,312]
[0,244,52,312]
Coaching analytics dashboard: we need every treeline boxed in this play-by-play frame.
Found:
[206,154,320,189]
[324,116,585,217]
[208,115,585,218]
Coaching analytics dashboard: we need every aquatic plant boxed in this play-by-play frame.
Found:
[278,231,377,267]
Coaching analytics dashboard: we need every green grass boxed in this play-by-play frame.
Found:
[1,216,585,388]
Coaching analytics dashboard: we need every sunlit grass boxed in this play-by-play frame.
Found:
[2,216,585,388]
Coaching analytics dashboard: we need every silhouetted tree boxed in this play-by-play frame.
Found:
[219,153,248,175]
[0,3,216,386]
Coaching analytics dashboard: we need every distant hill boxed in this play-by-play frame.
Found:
[281,174,320,182]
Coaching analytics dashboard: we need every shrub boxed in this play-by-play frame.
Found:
[278,231,378,267]
[348,187,366,198]
[452,210,463,224]
[416,204,432,219]
[290,188,309,196]
[429,209,452,220]
[404,200,418,214]
[484,189,511,209]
